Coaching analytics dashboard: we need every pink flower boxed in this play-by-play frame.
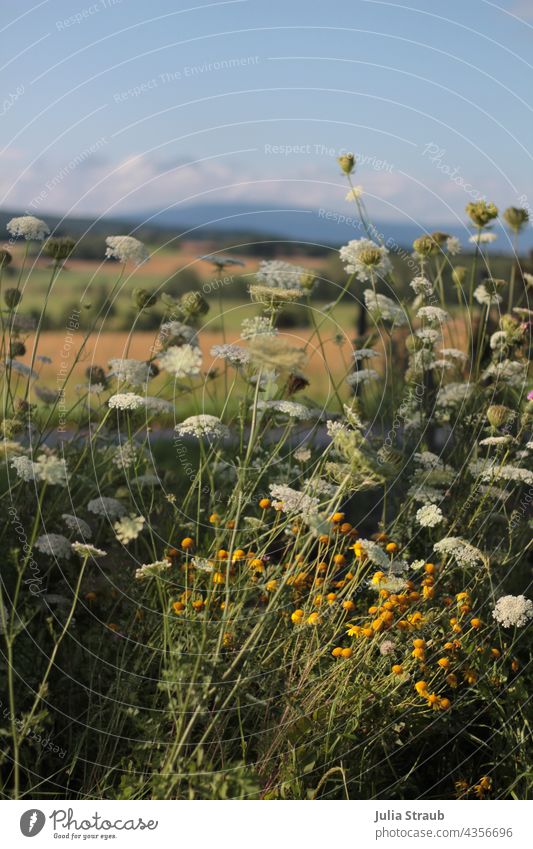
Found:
[528,390,533,401]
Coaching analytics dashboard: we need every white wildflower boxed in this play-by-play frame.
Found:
[490,331,508,351]
[482,360,527,388]
[135,560,172,580]
[469,232,497,244]
[210,343,250,367]
[356,539,390,568]
[257,400,312,419]
[114,514,145,545]
[345,186,364,201]
[255,260,307,290]
[108,358,151,387]
[71,542,107,558]
[346,368,380,386]
[492,595,533,628]
[446,236,461,255]
[144,396,174,414]
[87,496,126,519]
[474,284,502,306]
[10,455,36,481]
[416,504,444,527]
[436,382,473,409]
[439,348,467,362]
[62,514,92,538]
[159,344,202,377]
[340,238,392,281]
[175,414,229,440]
[479,436,513,447]
[108,393,145,411]
[379,639,396,656]
[34,454,69,486]
[269,483,320,520]
[240,316,277,340]
[34,534,71,559]
[353,348,380,362]
[159,321,198,346]
[105,235,148,265]
[410,276,434,297]
[7,215,49,241]
[417,306,449,324]
[416,328,440,344]
[364,290,407,327]
[434,536,483,566]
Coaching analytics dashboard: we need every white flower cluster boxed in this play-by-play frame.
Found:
[175,415,229,440]
[62,514,92,538]
[410,276,434,297]
[108,358,152,387]
[364,290,407,327]
[434,536,483,566]
[87,496,126,519]
[144,396,175,414]
[356,539,390,568]
[474,284,502,306]
[256,400,311,419]
[416,504,444,527]
[482,359,527,388]
[417,306,449,325]
[492,594,533,628]
[7,215,50,241]
[135,560,172,580]
[158,344,202,377]
[11,454,69,486]
[339,239,392,281]
[346,368,380,387]
[240,316,278,340]
[72,542,107,558]
[108,393,145,411]
[269,483,320,520]
[105,235,148,265]
[210,344,250,367]
[353,348,380,362]
[114,515,145,544]
[159,321,198,346]
[255,260,307,290]
[34,534,71,559]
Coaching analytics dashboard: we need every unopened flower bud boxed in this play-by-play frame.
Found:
[4,287,22,310]
[413,235,439,257]
[503,206,528,233]
[132,287,158,310]
[337,153,356,175]
[0,249,12,268]
[43,237,76,262]
[179,290,209,317]
[486,404,514,429]
[466,201,498,228]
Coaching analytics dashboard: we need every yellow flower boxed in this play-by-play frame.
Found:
[291,609,304,624]
[331,646,343,657]
[346,624,362,637]
[341,647,352,658]
[307,612,320,625]
[265,579,278,592]
[213,571,225,584]
[209,513,221,525]
[259,498,271,509]
[470,617,482,629]
[331,511,345,523]
[391,664,403,675]
[414,681,428,695]
[342,600,355,612]
[172,601,185,614]
[385,542,398,553]
[437,657,450,669]
[181,537,194,550]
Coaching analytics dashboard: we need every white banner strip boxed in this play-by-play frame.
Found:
[1,799,530,847]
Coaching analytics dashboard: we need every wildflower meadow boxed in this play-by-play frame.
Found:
[0,158,532,803]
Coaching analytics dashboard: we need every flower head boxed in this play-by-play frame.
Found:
[339,238,392,281]
[7,215,49,241]
[492,595,532,628]
[108,393,145,411]
[71,542,107,558]
[158,344,202,378]
[175,415,229,440]
[105,235,148,265]
[114,514,146,545]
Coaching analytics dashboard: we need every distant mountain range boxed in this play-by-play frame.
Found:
[2,203,530,253]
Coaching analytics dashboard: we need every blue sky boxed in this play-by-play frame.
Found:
[1,0,532,230]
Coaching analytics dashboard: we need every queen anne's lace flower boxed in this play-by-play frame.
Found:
[159,344,202,377]
[240,316,277,340]
[434,536,483,566]
[356,539,390,568]
[446,236,461,255]
[469,232,497,244]
[417,306,449,324]
[87,496,126,519]
[34,454,69,486]
[416,504,444,527]
[135,560,172,580]
[144,396,174,414]
[108,358,152,387]
[482,360,527,388]
[492,595,533,628]
[346,368,379,386]
[62,514,92,538]
[256,400,311,419]
[410,276,434,297]
[210,344,250,366]
[255,260,307,290]
[35,534,71,559]
[10,455,36,481]
[108,393,145,410]
[175,415,229,440]
[339,239,392,281]
[364,291,407,326]
[159,321,198,346]
[7,215,49,241]
[114,515,145,544]
[105,235,148,265]
[353,348,380,361]
[71,542,107,558]
[269,484,320,520]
